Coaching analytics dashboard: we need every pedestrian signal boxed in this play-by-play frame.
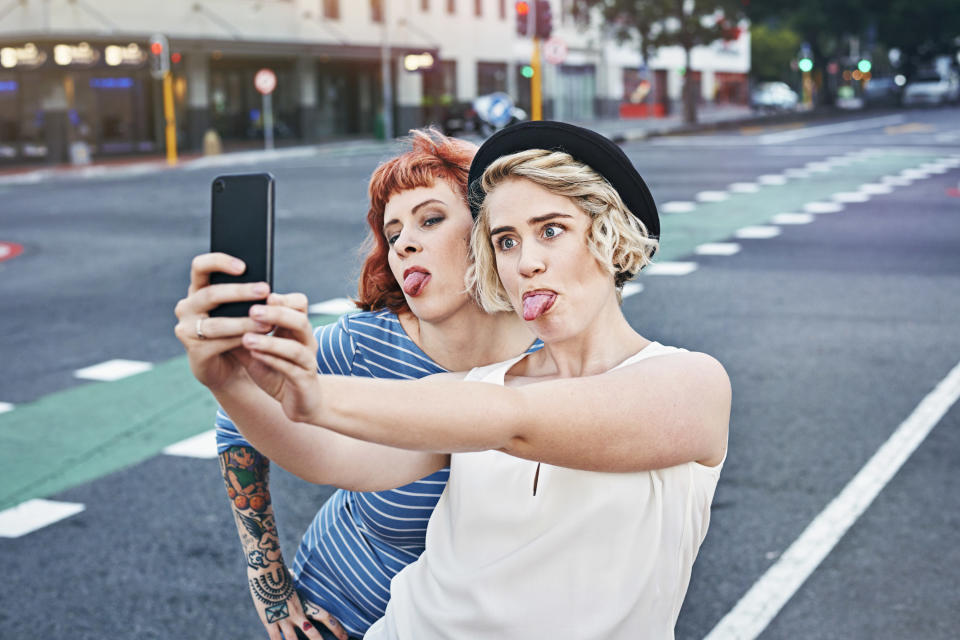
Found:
[798,57,813,73]
[148,34,170,79]
[515,1,530,36]
[535,0,552,40]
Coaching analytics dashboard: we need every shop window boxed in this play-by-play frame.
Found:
[371,0,383,22]
[421,0,429,10]
[475,0,482,17]
[0,76,18,158]
[323,0,339,19]
[447,0,455,14]
[477,61,507,95]
[499,0,506,19]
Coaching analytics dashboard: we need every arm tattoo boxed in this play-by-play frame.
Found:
[250,567,296,623]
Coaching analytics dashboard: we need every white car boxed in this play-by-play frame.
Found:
[903,71,960,106]
[750,82,800,112]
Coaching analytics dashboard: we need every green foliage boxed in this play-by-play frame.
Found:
[751,23,802,81]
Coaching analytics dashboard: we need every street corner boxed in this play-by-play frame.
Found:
[0,242,24,262]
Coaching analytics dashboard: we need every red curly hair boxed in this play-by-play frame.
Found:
[356,128,478,313]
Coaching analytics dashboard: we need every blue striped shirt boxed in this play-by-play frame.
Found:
[216,310,539,636]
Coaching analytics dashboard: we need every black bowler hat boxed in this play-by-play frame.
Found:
[467,120,659,240]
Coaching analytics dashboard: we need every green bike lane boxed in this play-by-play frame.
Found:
[1,147,953,512]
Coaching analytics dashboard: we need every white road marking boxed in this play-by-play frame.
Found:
[804,201,845,214]
[308,298,358,316]
[644,262,698,276]
[758,114,905,145]
[757,174,788,186]
[831,192,871,203]
[0,499,86,538]
[74,359,153,382]
[729,182,760,193]
[0,402,13,414]
[661,201,697,214]
[859,183,894,195]
[696,242,742,256]
[0,245,9,259]
[735,226,781,240]
[163,430,219,459]
[783,168,812,179]
[804,161,833,172]
[937,157,960,167]
[825,156,855,166]
[697,191,730,203]
[771,213,815,225]
[919,163,949,174]
[900,168,930,180]
[881,175,913,187]
[621,282,644,298]
[705,359,960,640]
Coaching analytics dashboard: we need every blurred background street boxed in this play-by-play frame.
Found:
[2,1,960,639]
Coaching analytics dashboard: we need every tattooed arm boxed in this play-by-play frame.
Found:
[220,446,347,640]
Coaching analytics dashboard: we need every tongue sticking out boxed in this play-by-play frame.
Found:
[522,293,556,321]
[403,271,431,296]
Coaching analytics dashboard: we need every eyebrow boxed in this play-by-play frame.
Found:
[489,212,574,237]
[383,198,446,231]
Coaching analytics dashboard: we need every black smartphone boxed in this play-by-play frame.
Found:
[209,172,275,317]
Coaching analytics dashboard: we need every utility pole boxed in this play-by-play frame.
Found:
[380,0,394,140]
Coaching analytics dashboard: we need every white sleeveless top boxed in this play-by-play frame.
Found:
[364,342,724,640]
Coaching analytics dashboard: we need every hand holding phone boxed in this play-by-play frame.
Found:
[209,173,275,317]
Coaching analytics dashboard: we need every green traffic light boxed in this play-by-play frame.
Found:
[857,59,872,73]
[521,65,534,79]
[798,58,814,73]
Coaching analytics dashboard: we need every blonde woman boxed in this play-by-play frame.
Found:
[213,121,731,639]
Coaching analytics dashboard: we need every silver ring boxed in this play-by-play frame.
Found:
[196,316,207,340]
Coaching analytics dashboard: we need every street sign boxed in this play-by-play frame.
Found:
[543,37,568,65]
[254,68,277,95]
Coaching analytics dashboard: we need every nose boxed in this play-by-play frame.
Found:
[393,228,421,257]
[517,243,545,278]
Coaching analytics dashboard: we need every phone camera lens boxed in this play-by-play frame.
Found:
[214,179,226,193]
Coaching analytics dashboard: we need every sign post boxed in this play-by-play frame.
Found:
[254,68,277,150]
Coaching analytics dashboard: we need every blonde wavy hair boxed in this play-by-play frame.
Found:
[466,149,659,313]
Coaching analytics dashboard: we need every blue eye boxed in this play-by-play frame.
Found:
[496,236,517,251]
[386,232,400,245]
[543,224,564,239]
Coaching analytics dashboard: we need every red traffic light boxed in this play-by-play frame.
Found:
[150,41,164,55]
[516,1,529,15]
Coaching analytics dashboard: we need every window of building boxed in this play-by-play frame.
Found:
[475,0,482,17]
[499,0,506,19]
[477,61,507,95]
[421,0,430,10]
[371,0,383,22]
[447,0,455,14]
[322,0,339,19]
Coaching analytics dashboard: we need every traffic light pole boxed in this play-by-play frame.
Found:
[162,71,178,165]
[531,36,542,121]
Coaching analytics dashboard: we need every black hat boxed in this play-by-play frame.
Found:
[467,120,659,240]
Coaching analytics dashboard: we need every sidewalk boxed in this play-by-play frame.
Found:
[0,104,820,185]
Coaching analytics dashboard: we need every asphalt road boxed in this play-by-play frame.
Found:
[1,106,959,639]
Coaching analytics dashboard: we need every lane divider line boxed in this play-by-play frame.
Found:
[758,114,906,145]
[661,201,697,214]
[74,359,153,382]
[771,213,815,225]
[0,402,13,414]
[831,192,871,204]
[697,191,730,203]
[645,262,698,276]
[696,243,742,256]
[757,175,788,186]
[804,202,845,214]
[728,183,760,193]
[705,358,960,640]
[0,499,86,538]
[162,429,219,459]
[735,226,781,240]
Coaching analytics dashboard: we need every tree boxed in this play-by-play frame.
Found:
[750,23,802,83]
[572,0,748,124]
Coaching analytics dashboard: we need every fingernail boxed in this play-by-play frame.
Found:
[250,305,265,318]
[243,333,260,347]
[232,258,245,272]
[253,282,269,295]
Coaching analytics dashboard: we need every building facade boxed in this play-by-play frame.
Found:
[0,0,749,164]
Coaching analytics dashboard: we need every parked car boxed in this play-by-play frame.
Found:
[750,82,799,112]
[903,71,960,106]
[862,77,903,107]
[441,92,527,137]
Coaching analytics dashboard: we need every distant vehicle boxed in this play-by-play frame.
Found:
[442,92,527,137]
[862,77,903,108]
[750,82,799,112]
[903,71,960,106]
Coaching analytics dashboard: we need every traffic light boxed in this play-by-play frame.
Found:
[148,34,170,79]
[535,0,552,39]
[521,64,534,78]
[857,59,872,73]
[798,57,813,73]
[515,1,530,36]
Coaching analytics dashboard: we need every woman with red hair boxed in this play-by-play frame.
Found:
[177,130,536,640]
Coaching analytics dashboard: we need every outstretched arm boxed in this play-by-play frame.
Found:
[243,303,730,473]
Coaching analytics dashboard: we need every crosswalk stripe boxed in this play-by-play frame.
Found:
[0,499,86,538]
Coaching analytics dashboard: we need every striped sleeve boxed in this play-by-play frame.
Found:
[216,316,357,453]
